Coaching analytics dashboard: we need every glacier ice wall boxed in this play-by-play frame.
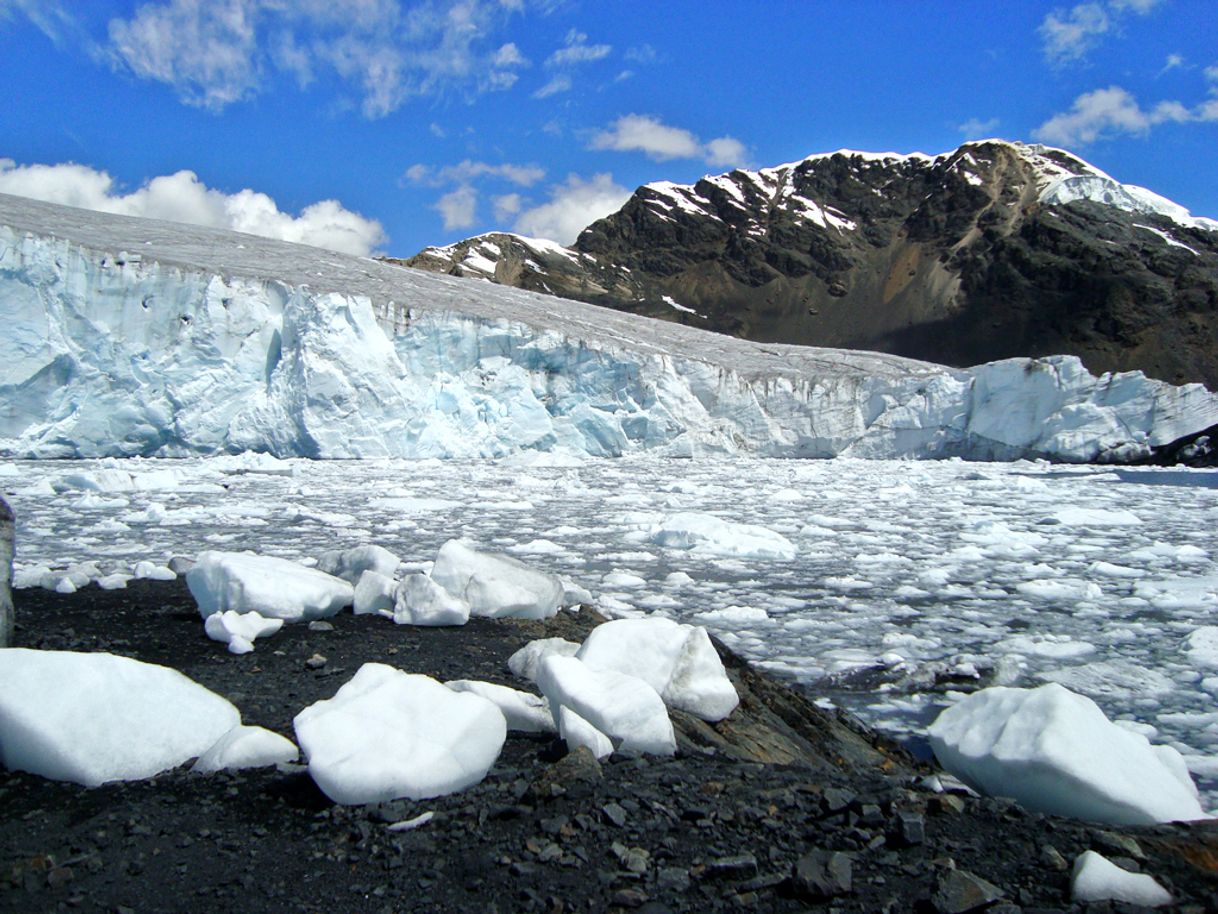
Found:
[1,193,1216,461]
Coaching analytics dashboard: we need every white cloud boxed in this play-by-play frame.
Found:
[703,136,748,169]
[1039,0,1162,67]
[1032,85,1215,146]
[405,159,545,187]
[108,0,261,111]
[545,28,610,67]
[103,0,530,117]
[0,0,86,47]
[957,116,1001,136]
[492,192,522,221]
[0,158,387,255]
[1159,52,1185,75]
[590,115,748,167]
[513,173,630,244]
[435,184,478,230]
[532,74,571,98]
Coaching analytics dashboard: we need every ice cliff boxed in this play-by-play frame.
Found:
[1,192,1216,462]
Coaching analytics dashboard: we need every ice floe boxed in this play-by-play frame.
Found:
[293,663,507,804]
[928,683,1207,825]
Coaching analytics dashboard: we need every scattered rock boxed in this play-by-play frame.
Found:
[305,653,327,670]
[791,849,852,900]
[930,868,1005,914]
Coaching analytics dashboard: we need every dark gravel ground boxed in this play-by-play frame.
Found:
[4,580,1218,914]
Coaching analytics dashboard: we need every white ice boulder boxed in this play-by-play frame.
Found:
[316,544,400,585]
[353,570,397,616]
[0,648,240,786]
[293,663,506,804]
[556,705,613,760]
[445,680,555,733]
[1071,851,1173,907]
[507,637,581,681]
[192,725,298,773]
[393,573,471,626]
[576,618,739,721]
[650,512,797,560]
[430,539,562,620]
[927,682,1208,825]
[536,655,676,757]
[187,551,353,623]
[203,609,284,654]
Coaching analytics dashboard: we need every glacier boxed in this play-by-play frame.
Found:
[1,191,1216,462]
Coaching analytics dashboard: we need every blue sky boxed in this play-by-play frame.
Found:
[0,0,1214,257]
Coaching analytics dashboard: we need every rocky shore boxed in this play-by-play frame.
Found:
[4,580,1217,913]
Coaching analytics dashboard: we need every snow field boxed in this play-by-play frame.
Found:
[5,454,1218,806]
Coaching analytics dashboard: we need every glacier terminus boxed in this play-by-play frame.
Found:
[1,192,1216,463]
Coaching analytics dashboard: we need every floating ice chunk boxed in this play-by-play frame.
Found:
[536,655,675,756]
[133,560,176,581]
[0,648,240,786]
[1185,627,1218,669]
[576,617,739,722]
[429,539,562,620]
[203,609,284,654]
[1045,506,1142,526]
[392,573,470,626]
[1040,658,1175,699]
[445,680,555,733]
[928,682,1207,825]
[293,663,506,804]
[192,725,298,773]
[692,605,770,627]
[1071,851,1173,907]
[187,551,353,623]
[602,570,647,589]
[1015,579,1102,602]
[556,705,613,759]
[316,544,400,585]
[353,570,396,616]
[650,512,796,560]
[507,637,581,681]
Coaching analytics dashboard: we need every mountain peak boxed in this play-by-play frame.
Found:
[405,141,1218,388]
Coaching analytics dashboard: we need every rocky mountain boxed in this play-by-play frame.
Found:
[403,140,1218,389]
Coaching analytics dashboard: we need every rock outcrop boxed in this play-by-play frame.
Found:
[406,140,1218,389]
[0,497,12,647]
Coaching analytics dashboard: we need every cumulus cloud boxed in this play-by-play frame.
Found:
[435,184,478,231]
[1039,0,1162,67]
[1032,85,1215,146]
[492,192,522,221]
[0,158,386,255]
[102,0,530,117]
[512,173,630,244]
[589,115,748,168]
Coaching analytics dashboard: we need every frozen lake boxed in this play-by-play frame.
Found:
[5,454,1218,807]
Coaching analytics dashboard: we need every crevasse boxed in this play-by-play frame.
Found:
[1,194,1216,461]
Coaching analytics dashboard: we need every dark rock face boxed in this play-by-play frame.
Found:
[0,496,12,647]
[404,140,1218,389]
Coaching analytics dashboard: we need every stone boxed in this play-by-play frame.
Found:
[931,868,1006,914]
[891,811,926,847]
[0,497,12,648]
[792,849,852,900]
[704,853,758,881]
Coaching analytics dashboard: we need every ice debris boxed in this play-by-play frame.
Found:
[650,512,797,561]
[187,551,353,623]
[1071,850,1173,907]
[445,679,555,733]
[576,617,739,721]
[293,663,507,805]
[0,648,240,786]
[928,682,1207,825]
[316,544,400,585]
[536,655,676,757]
[203,609,284,654]
[430,539,563,620]
[191,725,298,774]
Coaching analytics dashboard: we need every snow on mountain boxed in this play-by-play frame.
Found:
[1,191,1216,462]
